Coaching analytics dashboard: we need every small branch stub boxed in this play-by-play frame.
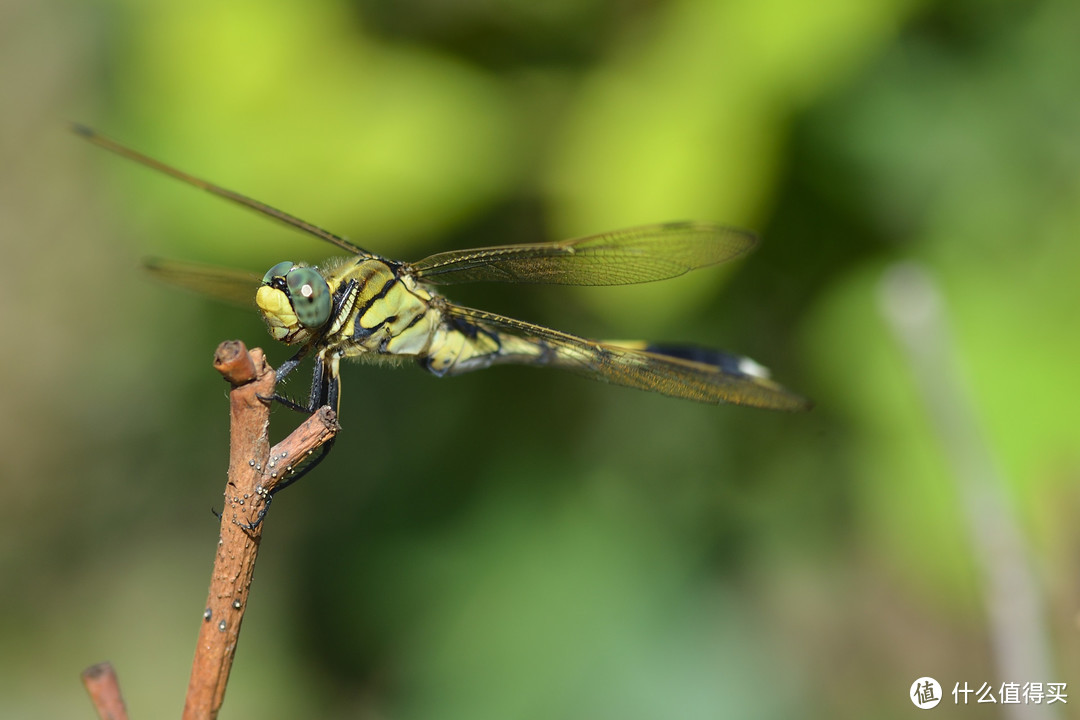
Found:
[81,662,129,720]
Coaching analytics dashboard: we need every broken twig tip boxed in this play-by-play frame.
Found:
[214,340,260,386]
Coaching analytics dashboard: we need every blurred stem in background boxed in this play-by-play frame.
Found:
[880,263,1056,720]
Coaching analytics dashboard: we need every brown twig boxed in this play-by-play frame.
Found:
[81,340,338,719]
[81,662,129,720]
[179,341,338,719]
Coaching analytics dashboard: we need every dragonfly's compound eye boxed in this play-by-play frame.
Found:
[262,261,295,285]
[285,267,331,328]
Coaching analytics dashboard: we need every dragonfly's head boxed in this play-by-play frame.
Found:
[256,261,332,345]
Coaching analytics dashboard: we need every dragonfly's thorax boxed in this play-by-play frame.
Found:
[270,255,447,367]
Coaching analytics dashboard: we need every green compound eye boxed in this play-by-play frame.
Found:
[285,266,331,328]
[262,261,295,285]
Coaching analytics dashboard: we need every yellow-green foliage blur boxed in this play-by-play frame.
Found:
[2,0,1078,717]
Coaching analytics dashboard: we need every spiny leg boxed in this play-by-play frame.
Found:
[273,361,339,493]
[257,345,310,409]
[237,361,339,530]
[263,351,335,413]
[275,349,308,384]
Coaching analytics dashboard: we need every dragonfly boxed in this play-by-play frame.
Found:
[76,126,810,490]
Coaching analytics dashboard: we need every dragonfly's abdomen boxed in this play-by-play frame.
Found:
[420,311,551,377]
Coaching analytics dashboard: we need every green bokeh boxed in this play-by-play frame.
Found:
[3,0,1078,717]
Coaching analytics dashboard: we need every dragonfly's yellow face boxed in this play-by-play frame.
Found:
[256,261,331,345]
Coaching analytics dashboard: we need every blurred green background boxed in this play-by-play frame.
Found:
[2,0,1079,717]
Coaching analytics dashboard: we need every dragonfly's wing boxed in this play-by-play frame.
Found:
[442,305,811,411]
[143,257,261,307]
[410,222,757,286]
[74,124,372,257]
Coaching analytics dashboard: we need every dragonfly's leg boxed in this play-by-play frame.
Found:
[260,346,312,409]
[262,360,338,506]
[275,348,308,384]
[270,394,313,413]
[259,347,311,405]
[303,356,328,413]
[237,499,270,531]
[326,354,341,414]
[326,371,340,415]
[265,357,329,412]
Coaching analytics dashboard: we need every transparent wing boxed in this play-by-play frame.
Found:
[74,124,371,256]
[442,304,811,411]
[410,222,757,286]
[143,257,261,307]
